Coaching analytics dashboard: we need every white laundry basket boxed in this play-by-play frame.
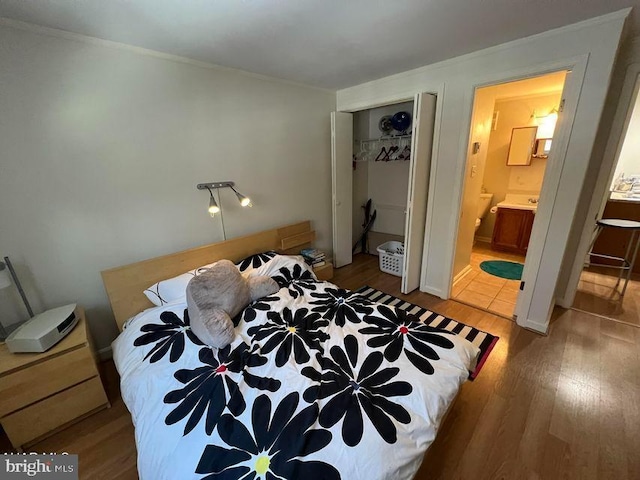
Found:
[377,241,405,277]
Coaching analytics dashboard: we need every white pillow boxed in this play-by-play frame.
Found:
[143,262,217,306]
[142,250,277,306]
[142,253,316,307]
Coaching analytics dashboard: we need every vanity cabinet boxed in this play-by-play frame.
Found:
[491,207,535,255]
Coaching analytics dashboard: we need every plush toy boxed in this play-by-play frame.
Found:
[186,259,279,348]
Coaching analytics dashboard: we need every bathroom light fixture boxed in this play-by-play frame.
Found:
[530,107,559,139]
[196,181,253,240]
[530,107,558,122]
[537,108,558,139]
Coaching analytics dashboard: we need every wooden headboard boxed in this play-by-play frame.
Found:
[101,221,316,330]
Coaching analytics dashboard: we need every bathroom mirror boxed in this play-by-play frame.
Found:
[506,126,537,166]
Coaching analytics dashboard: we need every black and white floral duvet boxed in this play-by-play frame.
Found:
[112,255,479,480]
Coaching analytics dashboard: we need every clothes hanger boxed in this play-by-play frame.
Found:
[398,145,411,160]
[387,146,400,161]
[375,147,388,162]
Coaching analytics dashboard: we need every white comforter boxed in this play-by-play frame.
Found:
[113,255,479,480]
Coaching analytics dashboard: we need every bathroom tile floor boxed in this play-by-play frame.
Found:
[452,242,525,319]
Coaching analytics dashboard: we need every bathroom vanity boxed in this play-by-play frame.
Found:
[491,195,538,255]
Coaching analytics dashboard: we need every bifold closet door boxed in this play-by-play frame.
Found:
[401,93,437,294]
[331,111,353,268]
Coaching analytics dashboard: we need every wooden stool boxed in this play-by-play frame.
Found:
[586,218,640,297]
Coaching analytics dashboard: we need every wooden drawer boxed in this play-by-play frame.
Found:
[0,346,98,417]
[314,264,334,281]
[2,376,108,448]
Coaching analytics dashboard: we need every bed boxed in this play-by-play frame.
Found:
[103,221,480,480]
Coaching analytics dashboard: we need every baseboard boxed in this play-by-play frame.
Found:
[519,321,549,335]
[516,312,551,335]
[453,265,472,285]
[475,236,492,244]
[98,345,113,361]
[555,295,573,309]
[419,284,445,299]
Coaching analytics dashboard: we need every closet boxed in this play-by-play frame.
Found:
[331,93,437,294]
[352,102,414,257]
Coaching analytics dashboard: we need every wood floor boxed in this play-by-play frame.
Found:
[15,253,640,479]
[573,265,640,327]
[20,362,139,479]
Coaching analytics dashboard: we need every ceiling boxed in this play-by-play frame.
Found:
[0,0,637,89]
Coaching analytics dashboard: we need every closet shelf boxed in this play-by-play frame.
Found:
[354,134,413,163]
[359,134,412,144]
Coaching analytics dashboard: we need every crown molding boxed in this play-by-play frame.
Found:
[0,17,335,94]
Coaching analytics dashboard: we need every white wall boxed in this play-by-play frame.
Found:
[367,160,410,236]
[337,10,627,332]
[0,23,335,350]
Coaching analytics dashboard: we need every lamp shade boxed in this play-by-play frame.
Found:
[208,194,220,215]
[0,262,11,289]
[233,189,252,207]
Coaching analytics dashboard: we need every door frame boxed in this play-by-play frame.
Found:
[331,111,354,268]
[558,63,640,307]
[402,93,437,293]
[445,55,589,333]
[336,85,444,289]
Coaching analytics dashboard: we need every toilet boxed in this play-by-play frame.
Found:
[475,193,494,232]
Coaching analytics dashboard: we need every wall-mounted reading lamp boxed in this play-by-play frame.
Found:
[0,257,34,340]
[197,181,252,241]
[0,257,34,318]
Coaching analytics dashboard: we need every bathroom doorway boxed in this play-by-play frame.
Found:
[451,71,568,319]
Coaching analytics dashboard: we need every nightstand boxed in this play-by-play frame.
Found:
[0,308,109,451]
[313,263,334,281]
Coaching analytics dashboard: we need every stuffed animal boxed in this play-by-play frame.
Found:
[186,259,279,348]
